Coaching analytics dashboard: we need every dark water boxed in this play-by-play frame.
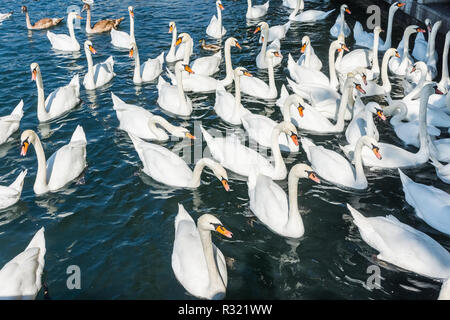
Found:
[0,0,448,299]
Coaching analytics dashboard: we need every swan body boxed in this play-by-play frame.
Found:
[20,126,87,195]
[289,0,335,22]
[172,205,232,300]
[297,36,322,71]
[389,26,424,76]
[110,6,134,49]
[0,100,23,145]
[166,21,192,63]
[82,3,124,34]
[257,21,291,44]
[345,101,384,146]
[330,4,351,38]
[254,22,282,69]
[21,6,63,30]
[248,164,320,238]
[0,12,12,23]
[0,170,27,210]
[31,63,80,123]
[0,227,45,300]
[83,41,115,90]
[47,12,82,51]
[430,138,450,163]
[166,65,219,93]
[246,0,269,19]
[430,158,450,184]
[206,1,226,39]
[129,41,164,84]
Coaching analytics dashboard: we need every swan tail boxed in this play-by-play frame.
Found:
[9,169,27,192]
[263,1,270,9]
[165,67,176,84]
[157,76,168,91]
[105,56,115,69]
[175,203,194,230]
[25,227,46,258]
[10,100,24,119]
[113,17,125,29]
[284,21,292,31]
[200,125,214,147]
[111,92,125,110]
[324,9,336,17]
[346,204,372,231]
[438,278,450,300]
[70,125,87,146]
[68,74,80,94]
[353,21,364,42]
[213,51,222,58]
[156,51,165,65]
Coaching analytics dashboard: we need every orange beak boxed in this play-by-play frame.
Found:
[356,84,366,94]
[416,28,426,33]
[301,43,307,53]
[397,3,405,7]
[372,147,382,160]
[290,134,299,146]
[235,41,242,49]
[221,179,230,192]
[77,15,83,20]
[31,69,37,81]
[89,45,97,55]
[308,172,320,183]
[345,8,351,14]
[185,132,196,140]
[129,48,134,58]
[130,11,134,18]
[298,106,304,117]
[219,3,224,10]
[168,25,173,33]
[20,141,29,156]
[377,110,386,121]
[395,51,400,58]
[411,66,416,73]
[253,26,261,34]
[243,71,253,77]
[216,224,233,238]
[342,44,349,52]
[184,65,194,74]
[175,37,183,46]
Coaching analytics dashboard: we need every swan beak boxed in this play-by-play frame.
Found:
[175,37,183,46]
[216,225,233,238]
[184,65,194,74]
[342,44,349,52]
[235,42,242,49]
[300,43,307,53]
[219,3,224,10]
[345,8,351,14]
[274,51,282,58]
[298,105,304,117]
[427,24,432,32]
[221,179,230,192]
[308,172,320,183]
[362,74,367,86]
[290,134,299,146]
[168,25,173,33]
[410,66,416,73]
[372,147,382,160]
[89,45,97,55]
[417,28,426,33]
[128,48,134,58]
[435,87,444,95]
[261,36,264,43]
[77,15,83,20]
[395,51,400,58]
[397,3,405,7]
[185,132,196,140]
[130,11,134,18]
[377,110,387,121]
[31,69,37,81]
[355,84,366,94]
[253,26,261,34]
[20,141,29,156]
[243,71,253,77]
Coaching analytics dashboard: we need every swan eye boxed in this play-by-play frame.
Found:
[221,179,230,191]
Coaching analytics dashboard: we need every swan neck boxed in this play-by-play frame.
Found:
[68,16,76,40]
[224,41,233,82]
[287,170,303,230]
[384,6,396,49]
[290,0,301,18]
[427,24,439,60]
[234,73,241,106]
[440,34,449,84]
[25,11,33,29]
[267,58,276,95]
[129,11,135,39]
[133,45,142,83]
[270,127,286,177]
[175,66,187,105]
[85,7,92,32]
[198,227,225,295]
[335,81,351,130]
[353,138,367,184]
[183,38,193,64]
[260,29,268,58]
[328,44,338,89]
[381,51,391,92]
[417,89,430,157]
[372,31,380,71]
[169,26,177,55]
[31,133,48,192]
[35,69,47,119]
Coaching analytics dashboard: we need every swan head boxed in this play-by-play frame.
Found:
[21,6,28,13]
[234,67,252,77]
[128,6,134,17]
[176,32,191,46]
[68,11,82,21]
[197,214,233,238]
[291,164,320,183]
[352,67,368,85]
[20,130,37,157]
[277,121,299,146]
[384,101,407,118]
[423,82,444,96]
[341,4,351,14]
[30,63,40,81]
[366,102,386,121]
[81,3,91,12]
[385,48,400,60]
[253,21,269,35]
[168,21,176,33]
[208,161,230,192]
[172,126,196,140]
[393,2,406,9]
[175,61,195,75]
[300,36,310,53]
[285,94,306,118]
[425,18,432,32]
[360,136,382,160]
[84,40,97,55]
[373,25,383,34]
[265,49,282,60]
[216,0,224,10]
[226,37,241,49]
[410,61,427,74]
[336,40,349,53]
[409,25,426,34]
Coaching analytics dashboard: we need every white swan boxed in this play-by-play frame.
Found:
[111,93,195,141]
[0,227,45,300]
[412,19,432,62]
[206,0,226,39]
[439,279,450,300]
[347,204,450,280]
[0,12,12,23]
[129,134,229,190]
[344,101,385,146]
[289,0,335,23]
[83,40,115,90]
[0,170,27,210]
[353,2,405,51]
[172,204,232,300]
[201,122,298,180]
[240,49,280,99]
[254,22,282,69]
[297,35,322,71]
[219,37,242,87]
[248,164,320,238]
[214,67,252,125]
[157,62,193,117]
[110,6,134,49]
[128,41,164,84]
[302,136,381,190]
[166,21,192,63]
[257,21,291,44]
[430,158,450,184]
[246,0,269,19]
[330,4,351,38]
[282,0,299,9]
[30,63,80,123]
[399,169,450,236]
[0,100,23,145]
[436,31,450,94]
[46,11,82,51]
[389,25,425,76]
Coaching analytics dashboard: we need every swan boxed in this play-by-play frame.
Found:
[353,2,405,51]
[0,170,27,210]
[346,204,450,280]
[429,137,450,163]
[289,0,335,23]
[0,100,23,145]
[344,101,385,146]
[0,12,12,23]
[257,21,291,44]
[46,11,82,51]
[0,227,45,300]
[437,31,450,94]
[110,6,134,49]
[172,204,232,300]
[330,4,351,38]
[166,21,192,63]
[246,0,269,19]
[430,158,450,184]
[389,25,425,76]
[297,35,323,71]
[219,37,242,87]
[247,164,320,238]
[282,0,299,9]
[21,5,63,30]
[241,93,303,152]
[439,279,450,300]
[30,63,80,123]
[129,134,229,190]
[239,49,280,99]
[412,19,432,62]
[302,136,381,190]
[83,41,115,90]
[111,93,195,141]
[128,41,164,84]
[20,126,87,195]
[214,67,252,125]
[156,62,193,117]
[82,2,124,34]
[399,169,450,236]
[254,22,282,69]
[206,0,226,39]
[200,122,298,180]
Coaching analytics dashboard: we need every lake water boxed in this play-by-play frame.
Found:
[0,0,448,299]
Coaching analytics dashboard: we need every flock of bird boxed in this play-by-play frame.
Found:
[0,0,449,300]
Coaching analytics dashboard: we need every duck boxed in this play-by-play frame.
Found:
[239,49,280,99]
[430,158,450,184]
[20,126,87,195]
[247,164,320,238]
[219,37,242,87]
[166,21,192,63]
[156,62,193,117]
[201,122,299,180]
[256,21,291,44]
[172,204,232,300]
[412,18,433,62]
[47,11,82,51]
[246,0,269,19]
[346,204,450,281]
[0,170,27,210]
[83,41,115,90]
[289,0,335,23]
[21,5,63,30]
[199,39,221,52]
[296,35,322,71]
[389,26,425,76]
[0,100,24,145]
[399,169,450,236]
[214,67,252,125]
[110,6,134,49]
[330,4,351,38]
[82,2,124,34]
[302,135,381,190]
[30,63,80,122]
[128,41,164,84]
[111,93,194,141]
[206,0,226,39]
[0,227,45,299]
[254,22,282,69]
